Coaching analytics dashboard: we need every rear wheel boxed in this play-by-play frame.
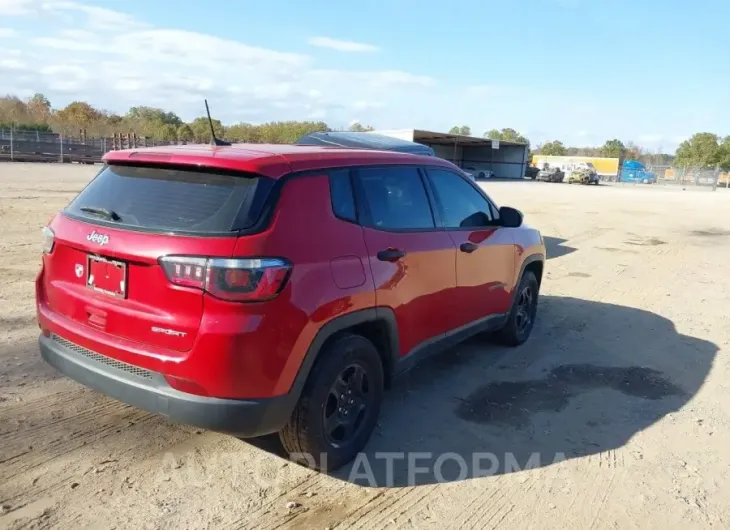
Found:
[279,333,384,471]
[496,270,539,346]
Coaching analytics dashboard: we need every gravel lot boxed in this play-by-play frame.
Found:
[1,163,729,529]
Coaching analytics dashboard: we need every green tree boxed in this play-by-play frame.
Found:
[176,124,194,142]
[538,140,567,156]
[157,124,178,142]
[674,133,721,168]
[484,128,529,144]
[600,139,625,158]
[226,122,261,143]
[719,136,730,170]
[26,93,52,123]
[189,116,224,143]
[127,106,182,126]
[0,95,31,126]
[624,141,645,162]
[448,125,471,136]
[55,101,102,130]
[349,122,374,132]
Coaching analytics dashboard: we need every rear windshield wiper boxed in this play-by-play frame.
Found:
[80,206,122,222]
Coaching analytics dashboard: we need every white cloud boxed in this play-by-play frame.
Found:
[7,0,697,146]
[0,58,26,69]
[0,2,442,126]
[354,100,384,110]
[308,36,379,53]
[0,28,18,37]
[0,0,34,15]
[41,1,145,30]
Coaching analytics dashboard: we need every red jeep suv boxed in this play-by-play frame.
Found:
[36,144,545,470]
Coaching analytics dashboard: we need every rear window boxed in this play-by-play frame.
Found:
[65,165,273,235]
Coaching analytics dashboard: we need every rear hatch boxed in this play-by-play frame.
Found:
[41,163,273,353]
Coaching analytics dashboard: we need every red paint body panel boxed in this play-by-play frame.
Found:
[41,214,237,353]
[102,143,457,179]
[446,227,516,326]
[362,228,457,355]
[39,145,546,406]
[37,174,376,399]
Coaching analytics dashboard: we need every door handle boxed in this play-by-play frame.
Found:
[460,242,479,253]
[377,248,406,262]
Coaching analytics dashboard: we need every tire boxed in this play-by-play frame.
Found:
[495,270,539,347]
[278,333,384,471]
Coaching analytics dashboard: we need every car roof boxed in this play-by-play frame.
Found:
[103,143,457,179]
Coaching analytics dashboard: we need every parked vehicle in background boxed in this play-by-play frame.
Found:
[525,166,540,179]
[620,159,656,184]
[36,143,546,471]
[463,166,494,180]
[531,155,619,181]
[567,166,599,185]
[536,166,565,183]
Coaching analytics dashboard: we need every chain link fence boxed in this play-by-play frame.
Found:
[4,127,730,191]
[0,128,180,164]
[592,163,726,190]
[613,164,726,190]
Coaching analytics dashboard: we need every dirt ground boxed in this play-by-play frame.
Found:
[1,163,729,529]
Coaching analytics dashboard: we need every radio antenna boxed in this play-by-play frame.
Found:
[204,99,230,146]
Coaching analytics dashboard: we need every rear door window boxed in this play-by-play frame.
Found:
[65,164,273,235]
[355,166,435,230]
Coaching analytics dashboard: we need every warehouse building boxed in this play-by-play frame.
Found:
[373,129,529,179]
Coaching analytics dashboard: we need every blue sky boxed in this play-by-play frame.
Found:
[1,0,728,150]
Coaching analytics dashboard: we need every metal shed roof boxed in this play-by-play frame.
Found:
[295,131,435,155]
[374,129,528,147]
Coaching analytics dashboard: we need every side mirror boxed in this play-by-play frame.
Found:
[499,206,523,228]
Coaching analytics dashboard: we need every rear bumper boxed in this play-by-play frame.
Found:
[39,333,296,437]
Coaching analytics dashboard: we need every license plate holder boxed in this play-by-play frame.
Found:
[87,255,127,298]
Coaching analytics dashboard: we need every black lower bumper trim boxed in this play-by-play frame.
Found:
[39,334,295,437]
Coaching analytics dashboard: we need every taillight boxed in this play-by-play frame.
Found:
[42,226,55,254]
[159,256,208,289]
[159,256,291,302]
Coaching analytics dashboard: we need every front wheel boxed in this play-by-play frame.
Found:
[495,270,539,346]
[279,333,384,471]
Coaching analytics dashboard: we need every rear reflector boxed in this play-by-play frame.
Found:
[159,256,291,302]
[42,226,55,254]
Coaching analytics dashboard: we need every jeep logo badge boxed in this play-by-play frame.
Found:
[87,230,110,246]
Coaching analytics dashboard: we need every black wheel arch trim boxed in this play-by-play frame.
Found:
[287,307,400,403]
[510,253,545,309]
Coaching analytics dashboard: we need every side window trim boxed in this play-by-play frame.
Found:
[328,169,359,224]
[418,166,443,229]
[423,167,501,230]
[351,164,441,233]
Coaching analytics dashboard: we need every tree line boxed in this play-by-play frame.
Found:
[0,93,376,145]
[450,125,730,169]
[2,93,726,169]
